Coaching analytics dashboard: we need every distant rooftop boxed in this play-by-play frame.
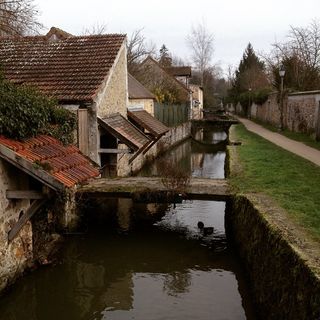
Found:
[128,74,155,100]
[165,66,192,77]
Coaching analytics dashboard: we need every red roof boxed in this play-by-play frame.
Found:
[0,135,100,188]
[0,34,126,102]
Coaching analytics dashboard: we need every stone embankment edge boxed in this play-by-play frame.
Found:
[226,127,320,320]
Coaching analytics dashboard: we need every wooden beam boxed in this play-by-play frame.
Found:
[98,148,132,154]
[8,199,47,242]
[0,145,64,192]
[6,190,44,200]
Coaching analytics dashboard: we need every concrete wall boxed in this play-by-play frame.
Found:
[0,160,33,291]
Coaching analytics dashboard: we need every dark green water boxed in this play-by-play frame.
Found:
[0,129,257,319]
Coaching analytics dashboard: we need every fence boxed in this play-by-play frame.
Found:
[154,103,190,127]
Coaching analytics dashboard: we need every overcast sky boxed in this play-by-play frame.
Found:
[35,0,319,75]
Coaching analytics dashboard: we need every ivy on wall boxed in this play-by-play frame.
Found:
[0,74,76,144]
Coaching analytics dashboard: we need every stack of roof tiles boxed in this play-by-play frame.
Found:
[0,135,99,187]
[0,34,126,102]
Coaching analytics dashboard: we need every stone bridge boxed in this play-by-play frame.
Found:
[77,177,231,202]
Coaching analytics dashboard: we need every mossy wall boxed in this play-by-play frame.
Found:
[226,195,320,320]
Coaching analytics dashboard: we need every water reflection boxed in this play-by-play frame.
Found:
[0,127,256,320]
[0,199,256,320]
[139,128,227,179]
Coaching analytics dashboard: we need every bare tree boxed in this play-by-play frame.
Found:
[186,20,214,85]
[0,0,42,36]
[82,22,108,35]
[267,19,320,91]
[127,28,156,76]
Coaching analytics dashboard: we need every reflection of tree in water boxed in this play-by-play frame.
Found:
[163,271,191,297]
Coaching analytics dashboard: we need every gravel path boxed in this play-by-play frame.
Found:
[238,117,320,166]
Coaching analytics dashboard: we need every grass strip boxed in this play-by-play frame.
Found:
[251,118,320,151]
[230,124,320,240]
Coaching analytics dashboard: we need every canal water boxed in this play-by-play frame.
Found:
[138,128,227,179]
[0,128,257,320]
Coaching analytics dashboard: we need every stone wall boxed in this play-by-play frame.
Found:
[248,90,320,137]
[130,122,192,175]
[96,43,128,119]
[226,195,320,320]
[287,92,320,135]
[250,92,280,126]
[0,160,33,291]
[227,137,320,319]
[89,43,128,164]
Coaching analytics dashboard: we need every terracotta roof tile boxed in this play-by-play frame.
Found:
[0,135,99,188]
[0,34,126,102]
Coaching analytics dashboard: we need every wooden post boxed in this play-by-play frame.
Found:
[8,199,46,242]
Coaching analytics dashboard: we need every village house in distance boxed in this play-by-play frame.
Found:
[0,27,178,177]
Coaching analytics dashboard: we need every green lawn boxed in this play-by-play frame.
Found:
[230,124,320,239]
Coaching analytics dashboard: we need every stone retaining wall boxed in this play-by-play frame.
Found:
[226,195,320,319]
[227,141,320,319]
[130,122,191,174]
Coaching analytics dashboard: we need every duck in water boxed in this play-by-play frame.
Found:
[197,221,214,236]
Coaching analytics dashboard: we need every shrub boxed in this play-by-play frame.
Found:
[158,159,190,191]
[0,76,76,144]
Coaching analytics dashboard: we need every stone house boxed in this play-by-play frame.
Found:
[139,56,192,108]
[165,66,192,88]
[0,29,153,177]
[128,74,156,116]
[189,84,204,119]
[0,134,99,292]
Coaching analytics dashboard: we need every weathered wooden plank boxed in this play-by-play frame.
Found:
[98,148,132,154]
[0,145,65,191]
[6,190,44,200]
[78,108,89,156]
[8,199,47,242]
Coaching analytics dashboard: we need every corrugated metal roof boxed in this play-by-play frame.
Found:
[128,74,155,100]
[0,34,126,102]
[0,135,99,188]
[98,113,151,151]
[127,110,169,138]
